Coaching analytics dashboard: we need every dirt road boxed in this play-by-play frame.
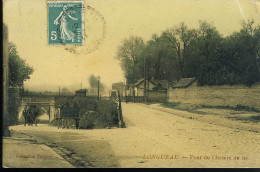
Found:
[8,103,260,167]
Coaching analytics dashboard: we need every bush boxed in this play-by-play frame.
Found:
[74,97,98,114]
[49,118,77,128]
[79,111,96,129]
[235,104,260,112]
[79,100,119,129]
[95,100,119,128]
[52,98,119,129]
[49,119,59,126]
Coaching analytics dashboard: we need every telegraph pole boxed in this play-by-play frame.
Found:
[97,76,100,100]
[147,64,149,96]
[144,56,147,103]
[124,78,127,102]
[3,24,10,137]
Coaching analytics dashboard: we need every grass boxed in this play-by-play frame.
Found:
[161,102,181,109]
[234,115,260,123]
[161,102,204,112]
[200,104,260,113]
[161,102,260,122]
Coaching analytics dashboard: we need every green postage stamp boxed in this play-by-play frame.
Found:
[47,1,84,45]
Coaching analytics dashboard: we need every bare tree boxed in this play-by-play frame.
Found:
[116,36,145,85]
[163,23,197,78]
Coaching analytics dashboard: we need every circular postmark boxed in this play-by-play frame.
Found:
[47,1,106,55]
[67,5,106,54]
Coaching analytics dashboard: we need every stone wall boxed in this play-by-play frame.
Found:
[147,91,167,103]
[168,83,260,110]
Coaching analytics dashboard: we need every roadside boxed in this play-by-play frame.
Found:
[2,130,74,168]
[142,103,260,133]
[4,125,120,168]
[6,103,260,167]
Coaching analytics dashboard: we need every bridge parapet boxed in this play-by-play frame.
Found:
[21,97,55,106]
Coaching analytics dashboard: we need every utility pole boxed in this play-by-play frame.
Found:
[147,64,149,99]
[125,78,127,102]
[58,86,60,96]
[3,24,10,137]
[97,76,100,100]
[144,56,147,103]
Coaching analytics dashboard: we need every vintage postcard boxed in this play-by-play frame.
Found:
[2,0,260,168]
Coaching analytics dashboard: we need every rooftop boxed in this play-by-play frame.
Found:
[172,77,197,88]
[75,89,88,93]
[133,78,156,87]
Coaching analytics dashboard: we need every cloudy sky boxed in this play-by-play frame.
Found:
[3,0,260,92]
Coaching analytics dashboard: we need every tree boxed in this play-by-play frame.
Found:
[115,21,260,87]
[194,21,223,85]
[115,36,145,85]
[88,74,104,93]
[140,34,179,82]
[61,87,72,95]
[162,23,197,78]
[196,20,260,86]
[8,42,34,125]
[219,20,260,86]
[8,42,34,88]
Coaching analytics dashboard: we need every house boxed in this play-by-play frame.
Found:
[151,79,169,91]
[172,77,197,88]
[75,89,88,96]
[130,78,157,96]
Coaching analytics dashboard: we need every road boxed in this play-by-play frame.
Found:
[9,103,260,167]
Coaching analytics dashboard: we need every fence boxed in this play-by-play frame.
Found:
[125,96,145,102]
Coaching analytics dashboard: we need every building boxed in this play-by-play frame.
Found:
[151,79,169,91]
[130,78,157,97]
[75,89,88,96]
[112,82,125,96]
[172,77,197,88]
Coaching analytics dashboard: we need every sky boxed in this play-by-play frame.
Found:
[3,0,260,92]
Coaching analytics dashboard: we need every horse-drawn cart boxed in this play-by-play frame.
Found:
[22,106,39,126]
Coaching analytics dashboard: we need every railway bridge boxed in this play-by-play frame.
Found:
[21,95,75,122]
[21,96,56,122]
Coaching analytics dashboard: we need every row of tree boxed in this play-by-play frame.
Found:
[8,43,34,125]
[9,43,34,88]
[116,20,260,87]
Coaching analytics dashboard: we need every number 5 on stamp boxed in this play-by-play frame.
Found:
[47,1,84,45]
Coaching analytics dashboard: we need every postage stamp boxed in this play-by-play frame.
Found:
[63,5,107,54]
[47,1,84,45]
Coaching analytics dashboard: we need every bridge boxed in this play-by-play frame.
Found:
[21,96,56,122]
[21,95,74,122]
